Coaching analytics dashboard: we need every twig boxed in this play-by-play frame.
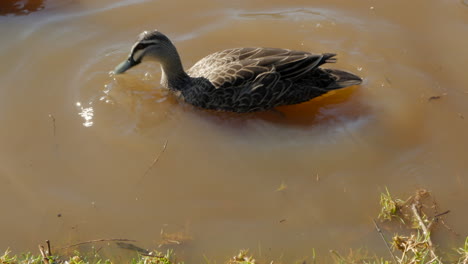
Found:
[428,96,442,101]
[372,219,398,264]
[433,210,450,219]
[38,245,50,264]
[142,139,169,178]
[428,210,451,230]
[116,242,150,254]
[58,238,136,250]
[46,240,52,256]
[48,114,56,137]
[329,250,345,262]
[411,204,440,261]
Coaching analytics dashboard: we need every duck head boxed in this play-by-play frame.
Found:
[113,30,177,74]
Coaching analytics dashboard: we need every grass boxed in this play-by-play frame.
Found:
[378,187,405,222]
[0,250,44,264]
[226,250,256,264]
[376,189,464,264]
[1,189,466,264]
[456,237,468,264]
[0,248,181,264]
[329,249,392,264]
[391,232,439,264]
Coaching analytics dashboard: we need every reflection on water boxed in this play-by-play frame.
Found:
[1,0,468,263]
[0,0,44,15]
[76,102,94,128]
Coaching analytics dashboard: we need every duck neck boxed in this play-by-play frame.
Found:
[160,48,190,91]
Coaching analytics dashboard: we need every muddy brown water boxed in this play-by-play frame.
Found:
[1,0,468,262]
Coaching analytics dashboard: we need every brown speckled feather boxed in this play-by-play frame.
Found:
[187,48,327,89]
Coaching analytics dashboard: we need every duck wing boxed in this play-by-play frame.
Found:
[187,47,335,90]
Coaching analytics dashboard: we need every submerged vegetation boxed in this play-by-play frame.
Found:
[2,189,467,264]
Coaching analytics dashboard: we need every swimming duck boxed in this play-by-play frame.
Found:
[114,30,362,113]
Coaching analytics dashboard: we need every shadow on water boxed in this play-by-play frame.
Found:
[0,0,45,15]
[0,0,76,16]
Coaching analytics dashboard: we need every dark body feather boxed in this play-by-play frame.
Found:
[184,47,361,112]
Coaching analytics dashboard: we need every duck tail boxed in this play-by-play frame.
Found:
[325,68,362,89]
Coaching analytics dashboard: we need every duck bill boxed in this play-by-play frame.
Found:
[113,57,139,74]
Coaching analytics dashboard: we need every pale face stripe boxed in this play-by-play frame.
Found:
[131,40,158,62]
[132,49,145,62]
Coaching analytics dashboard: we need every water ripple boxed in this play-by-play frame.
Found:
[18,0,152,39]
[231,7,398,31]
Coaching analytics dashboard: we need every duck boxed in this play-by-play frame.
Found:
[113,30,362,113]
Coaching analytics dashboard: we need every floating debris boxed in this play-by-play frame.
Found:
[159,224,193,248]
[428,95,442,101]
[428,93,447,101]
[276,181,288,192]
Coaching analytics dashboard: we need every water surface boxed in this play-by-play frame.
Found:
[1,0,468,262]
